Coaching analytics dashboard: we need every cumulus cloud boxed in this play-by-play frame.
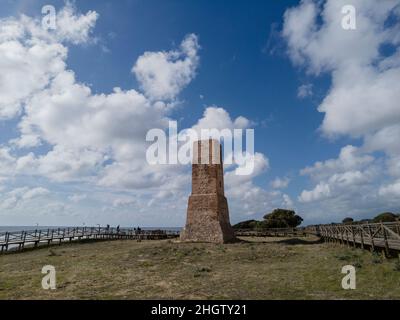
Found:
[271,177,290,189]
[0,4,277,225]
[0,187,49,209]
[300,145,374,180]
[0,6,195,193]
[282,194,294,208]
[0,2,98,120]
[379,181,400,197]
[192,107,252,133]
[132,34,200,101]
[284,0,400,137]
[283,0,400,221]
[299,182,331,203]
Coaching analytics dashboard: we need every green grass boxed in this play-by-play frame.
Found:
[0,236,399,300]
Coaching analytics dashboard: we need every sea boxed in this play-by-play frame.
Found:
[0,226,182,233]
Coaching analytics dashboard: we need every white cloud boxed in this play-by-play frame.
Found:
[192,107,252,132]
[283,0,400,221]
[299,182,331,203]
[0,5,278,226]
[113,198,136,207]
[22,187,49,200]
[0,2,98,120]
[297,83,313,98]
[300,145,374,180]
[284,0,400,138]
[132,34,200,101]
[55,2,99,44]
[2,12,187,190]
[68,194,87,203]
[0,186,49,209]
[271,177,290,189]
[379,181,400,197]
[282,194,294,208]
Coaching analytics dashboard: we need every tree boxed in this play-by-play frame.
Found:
[342,217,354,224]
[263,209,303,228]
[232,220,259,230]
[373,212,398,223]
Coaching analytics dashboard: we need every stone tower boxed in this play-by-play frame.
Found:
[180,139,236,243]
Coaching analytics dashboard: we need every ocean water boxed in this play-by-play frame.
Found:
[0,226,182,234]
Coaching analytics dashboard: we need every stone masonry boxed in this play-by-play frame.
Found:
[180,139,236,243]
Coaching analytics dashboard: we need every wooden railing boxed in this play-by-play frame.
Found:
[235,221,400,256]
[0,227,180,253]
[309,222,400,256]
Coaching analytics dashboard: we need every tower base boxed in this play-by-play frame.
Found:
[180,194,236,243]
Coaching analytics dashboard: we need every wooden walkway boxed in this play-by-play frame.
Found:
[235,222,400,256]
[0,227,179,253]
[309,222,400,256]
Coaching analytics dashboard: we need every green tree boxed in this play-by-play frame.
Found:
[342,217,354,224]
[232,220,259,230]
[262,209,303,228]
[373,212,398,223]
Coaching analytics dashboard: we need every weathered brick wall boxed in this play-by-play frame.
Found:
[180,139,235,243]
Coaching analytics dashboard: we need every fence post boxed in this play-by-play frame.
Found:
[5,232,9,252]
[23,231,27,249]
[339,227,344,245]
[360,226,364,250]
[381,223,390,258]
[367,223,375,252]
[351,225,356,248]
[36,230,42,247]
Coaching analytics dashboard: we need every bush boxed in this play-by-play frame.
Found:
[373,212,398,223]
[342,217,354,224]
[232,220,259,230]
[263,209,303,228]
[233,209,303,231]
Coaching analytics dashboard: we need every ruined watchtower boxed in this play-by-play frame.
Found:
[180,139,236,243]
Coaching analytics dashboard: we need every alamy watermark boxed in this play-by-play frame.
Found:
[341,265,356,290]
[341,5,357,30]
[42,5,57,30]
[42,265,56,290]
[146,121,255,176]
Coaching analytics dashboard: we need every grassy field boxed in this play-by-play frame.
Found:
[0,236,399,300]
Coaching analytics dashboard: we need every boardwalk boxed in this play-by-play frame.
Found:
[236,222,400,256]
[312,222,400,256]
[2,222,400,256]
[0,227,179,253]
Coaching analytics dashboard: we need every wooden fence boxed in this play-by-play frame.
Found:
[310,222,400,256]
[3,222,400,256]
[0,227,179,253]
[235,222,400,256]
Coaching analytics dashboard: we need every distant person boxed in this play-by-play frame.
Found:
[116,225,120,233]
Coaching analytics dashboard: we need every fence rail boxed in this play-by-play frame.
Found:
[0,227,179,253]
[309,222,400,256]
[235,221,400,256]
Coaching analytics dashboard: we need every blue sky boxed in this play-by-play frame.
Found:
[0,0,399,227]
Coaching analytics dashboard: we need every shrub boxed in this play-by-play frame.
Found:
[373,212,398,223]
[342,217,354,224]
